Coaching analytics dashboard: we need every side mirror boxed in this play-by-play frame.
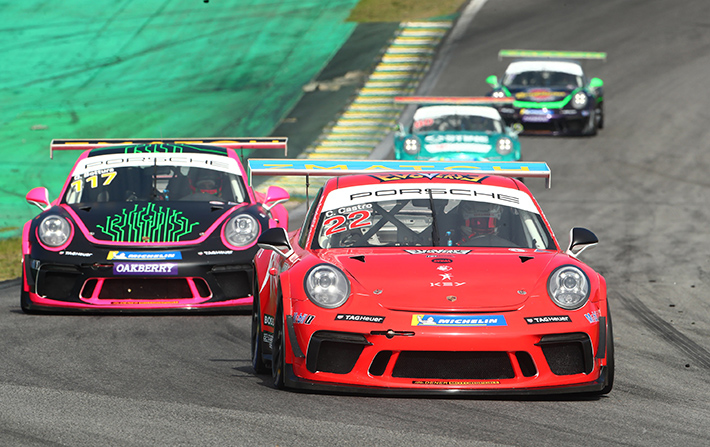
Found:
[394,123,406,135]
[486,74,499,87]
[257,227,293,258]
[566,227,598,257]
[589,77,604,88]
[262,186,290,211]
[510,122,524,135]
[26,187,50,211]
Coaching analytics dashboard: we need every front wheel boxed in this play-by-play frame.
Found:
[599,303,615,394]
[250,281,269,374]
[271,301,286,389]
[20,270,37,314]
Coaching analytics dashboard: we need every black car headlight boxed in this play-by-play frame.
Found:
[223,213,259,247]
[38,215,71,247]
[304,264,350,309]
[403,137,420,155]
[547,265,590,310]
[572,92,588,110]
[496,137,513,155]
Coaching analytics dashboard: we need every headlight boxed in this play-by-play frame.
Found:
[496,137,513,155]
[572,92,588,110]
[492,91,506,98]
[224,214,259,247]
[403,137,420,155]
[547,265,590,310]
[39,215,71,247]
[304,264,350,309]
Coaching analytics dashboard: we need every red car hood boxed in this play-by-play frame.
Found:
[330,249,557,313]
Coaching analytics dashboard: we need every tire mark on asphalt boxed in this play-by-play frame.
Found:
[615,291,710,369]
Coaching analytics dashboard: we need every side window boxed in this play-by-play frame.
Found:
[299,186,324,249]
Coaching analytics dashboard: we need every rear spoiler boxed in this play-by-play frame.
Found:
[248,159,551,188]
[49,137,288,159]
[394,96,513,105]
[498,49,607,61]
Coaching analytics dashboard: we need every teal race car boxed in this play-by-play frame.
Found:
[485,50,606,136]
[393,97,522,162]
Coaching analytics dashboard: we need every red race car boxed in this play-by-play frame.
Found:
[248,159,613,395]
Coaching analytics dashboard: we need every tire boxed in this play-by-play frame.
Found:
[20,270,37,314]
[250,278,269,374]
[596,102,604,130]
[271,300,286,389]
[599,303,615,395]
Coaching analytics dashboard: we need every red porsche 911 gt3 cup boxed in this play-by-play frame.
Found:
[248,159,613,395]
[21,138,290,313]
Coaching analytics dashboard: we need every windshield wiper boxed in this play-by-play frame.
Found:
[428,190,440,246]
[151,158,159,201]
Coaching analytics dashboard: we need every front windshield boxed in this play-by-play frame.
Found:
[64,165,248,204]
[312,189,554,250]
[414,115,503,133]
[503,71,582,89]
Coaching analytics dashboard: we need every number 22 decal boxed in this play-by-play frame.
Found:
[324,211,372,236]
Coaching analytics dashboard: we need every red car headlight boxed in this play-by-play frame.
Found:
[547,265,590,310]
[304,264,351,309]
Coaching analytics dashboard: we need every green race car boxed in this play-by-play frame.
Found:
[486,50,606,136]
[394,97,522,162]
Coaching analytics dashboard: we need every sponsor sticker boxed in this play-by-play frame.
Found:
[335,314,385,324]
[110,301,180,305]
[113,263,178,275]
[293,312,315,325]
[108,251,182,261]
[59,251,92,257]
[405,249,471,255]
[413,380,500,385]
[263,314,275,327]
[525,315,572,324]
[198,250,233,256]
[584,310,602,323]
[411,314,507,327]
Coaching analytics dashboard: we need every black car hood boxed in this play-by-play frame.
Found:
[66,201,236,243]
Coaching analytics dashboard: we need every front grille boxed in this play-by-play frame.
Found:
[392,351,515,380]
[212,269,251,299]
[307,331,370,374]
[541,343,587,375]
[537,333,594,375]
[36,267,81,300]
[99,278,192,299]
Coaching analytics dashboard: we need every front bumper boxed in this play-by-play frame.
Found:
[278,302,609,394]
[22,247,258,312]
[501,107,592,135]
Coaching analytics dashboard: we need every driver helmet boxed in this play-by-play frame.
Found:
[460,201,501,236]
[189,168,223,195]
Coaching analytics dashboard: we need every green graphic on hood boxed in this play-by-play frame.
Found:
[97,203,200,242]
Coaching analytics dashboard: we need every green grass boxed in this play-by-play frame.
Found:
[348,0,465,22]
[0,236,22,282]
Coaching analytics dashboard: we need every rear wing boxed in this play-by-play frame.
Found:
[49,137,288,159]
[394,96,513,106]
[498,49,607,61]
[248,159,551,188]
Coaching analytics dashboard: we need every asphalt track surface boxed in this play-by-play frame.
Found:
[2,0,710,445]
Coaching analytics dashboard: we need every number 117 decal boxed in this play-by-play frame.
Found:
[324,210,372,236]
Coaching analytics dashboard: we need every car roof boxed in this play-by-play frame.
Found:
[505,60,584,76]
[413,105,503,121]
